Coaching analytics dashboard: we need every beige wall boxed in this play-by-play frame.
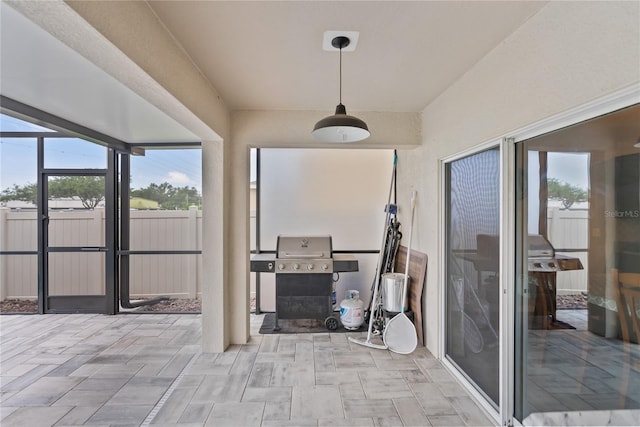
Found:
[400,0,640,353]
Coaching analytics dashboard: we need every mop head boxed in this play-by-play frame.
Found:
[348,335,388,350]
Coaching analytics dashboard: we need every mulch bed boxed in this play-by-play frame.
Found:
[556,292,588,309]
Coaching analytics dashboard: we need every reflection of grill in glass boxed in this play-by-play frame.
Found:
[527,234,561,272]
[526,235,584,329]
[526,234,583,272]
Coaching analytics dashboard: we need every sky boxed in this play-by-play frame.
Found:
[0,114,202,194]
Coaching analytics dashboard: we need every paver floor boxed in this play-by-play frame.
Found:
[0,313,494,426]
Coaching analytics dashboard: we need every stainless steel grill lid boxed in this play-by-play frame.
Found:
[276,235,332,259]
[275,235,334,273]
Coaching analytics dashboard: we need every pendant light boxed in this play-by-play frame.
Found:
[312,36,370,143]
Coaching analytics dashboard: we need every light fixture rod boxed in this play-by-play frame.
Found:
[339,45,342,105]
[331,36,350,106]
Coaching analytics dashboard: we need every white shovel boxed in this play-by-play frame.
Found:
[383,191,418,354]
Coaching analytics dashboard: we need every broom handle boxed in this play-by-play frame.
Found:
[365,153,397,341]
[401,191,417,315]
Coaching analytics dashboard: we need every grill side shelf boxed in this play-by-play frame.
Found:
[250,254,275,272]
[333,254,359,272]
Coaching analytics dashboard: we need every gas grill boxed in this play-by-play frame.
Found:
[250,234,358,330]
[461,234,584,329]
[527,234,584,272]
[527,234,583,328]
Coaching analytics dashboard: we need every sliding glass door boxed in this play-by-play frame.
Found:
[444,146,501,408]
[514,104,640,423]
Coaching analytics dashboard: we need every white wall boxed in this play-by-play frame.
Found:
[400,1,640,353]
[256,149,393,311]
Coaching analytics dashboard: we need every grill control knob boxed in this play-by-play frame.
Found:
[278,263,285,271]
[307,264,314,271]
[321,263,329,271]
[548,262,556,268]
[292,263,300,271]
[534,262,542,268]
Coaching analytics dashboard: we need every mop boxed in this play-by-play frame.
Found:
[349,153,397,350]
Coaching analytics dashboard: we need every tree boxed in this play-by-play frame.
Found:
[547,178,588,209]
[48,176,105,209]
[2,179,200,210]
[0,177,105,209]
[0,183,38,205]
[130,182,201,210]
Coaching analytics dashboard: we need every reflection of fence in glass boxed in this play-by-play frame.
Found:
[547,207,589,294]
[0,207,202,300]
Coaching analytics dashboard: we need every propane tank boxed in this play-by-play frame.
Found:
[331,281,337,310]
[340,290,364,330]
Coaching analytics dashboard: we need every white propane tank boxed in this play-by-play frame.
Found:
[340,290,364,330]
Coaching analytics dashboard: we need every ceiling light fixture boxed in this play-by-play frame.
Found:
[312,36,370,143]
[634,137,640,148]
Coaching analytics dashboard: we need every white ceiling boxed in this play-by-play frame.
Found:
[1,1,549,143]
[148,1,546,112]
[0,2,200,143]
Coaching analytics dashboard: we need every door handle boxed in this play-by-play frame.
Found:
[80,247,108,252]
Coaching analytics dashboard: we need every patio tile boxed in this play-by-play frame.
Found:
[106,380,170,406]
[1,406,72,427]
[3,376,82,406]
[291,385,342,419]
[176,403,213,424]
[339,382,366,400]
[449,396,494,426]
[191,374,249,403]
[427,414,466,426]
[150,386,197,424]
[53,405,101,426]
[393,396,430,426]
[0,313,495,427]
[318,418,374,426]
[242,386,292,402]
[343,399,399,419]
[53,389,113,407]
[73,376,130,391]
[263,400,291,421]
[204,401,264,426]
[85,404,153,425]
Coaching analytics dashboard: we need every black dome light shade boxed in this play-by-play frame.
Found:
[312,36,370,143]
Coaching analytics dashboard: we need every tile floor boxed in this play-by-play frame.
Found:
[0,313,495,426]
[526,310,640,414]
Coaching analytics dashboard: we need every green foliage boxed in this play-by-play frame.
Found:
[1,179,201,210]
[0,183,38,204]
[131,182,201,210]
[547,178,588,209]
[48,176,105,209]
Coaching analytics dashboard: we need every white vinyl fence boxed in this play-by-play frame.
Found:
[0,207,202,300]
[547,207,589,294]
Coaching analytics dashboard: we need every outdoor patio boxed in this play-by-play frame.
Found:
[0,312,494,426]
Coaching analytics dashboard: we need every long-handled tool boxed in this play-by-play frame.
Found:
[349,153,398,350]
[384,190,418,354]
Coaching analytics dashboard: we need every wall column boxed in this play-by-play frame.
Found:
[202,139,228,352]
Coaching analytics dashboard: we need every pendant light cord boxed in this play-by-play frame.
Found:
[339,46,343,105]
